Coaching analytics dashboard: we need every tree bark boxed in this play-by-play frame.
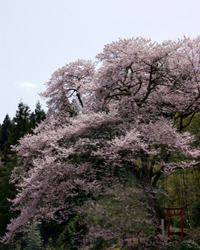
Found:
[141,180,165,234]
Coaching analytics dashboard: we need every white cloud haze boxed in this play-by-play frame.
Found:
[16,82,37,90]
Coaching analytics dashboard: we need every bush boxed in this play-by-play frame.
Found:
[178,240,200,250]
[142,235,169,250]
[162,240,200,250]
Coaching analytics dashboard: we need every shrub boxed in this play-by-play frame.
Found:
[162,240,200,250]
[178,240,200,250]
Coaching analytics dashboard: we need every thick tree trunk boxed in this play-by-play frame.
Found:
[128,157,165,233]
[141,181,165,234]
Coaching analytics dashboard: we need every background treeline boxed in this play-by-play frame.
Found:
[0,101,46,249]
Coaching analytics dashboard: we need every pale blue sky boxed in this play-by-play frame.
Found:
[1,0,200,122]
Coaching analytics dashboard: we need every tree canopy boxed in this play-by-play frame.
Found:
[3,36,200,247]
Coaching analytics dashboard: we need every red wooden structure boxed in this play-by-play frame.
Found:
[131,230,141,250]
[162,205,187,238]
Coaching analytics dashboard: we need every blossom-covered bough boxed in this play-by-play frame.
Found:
[3,36,200,245]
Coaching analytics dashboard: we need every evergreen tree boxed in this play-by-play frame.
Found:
[34,101,46,124]
[0,157,17,237]
[0,114,13,150]
[11,101,32,145]
[25,222,43,250]
[0,101,46,249]
[0,114,13,162]
[30,101,46,129]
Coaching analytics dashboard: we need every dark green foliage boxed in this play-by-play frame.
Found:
[25,222,43,250]
[40,216,88,250]
[57,216,87,250]
[162,240,200,250]
[0,157,18,250]
[8,100,46,145]
[11,101,33,145]
[0,114,13,149]
[180,112,200,146]
[0,114,13,161]
[40,221,65,245]
[191,200,200,227]
[179,240,200,250]
[162,243,180,250]
[88,237,115,250]
[0,101,46,248]
[29,101,46,129]
[0,157,17,237]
